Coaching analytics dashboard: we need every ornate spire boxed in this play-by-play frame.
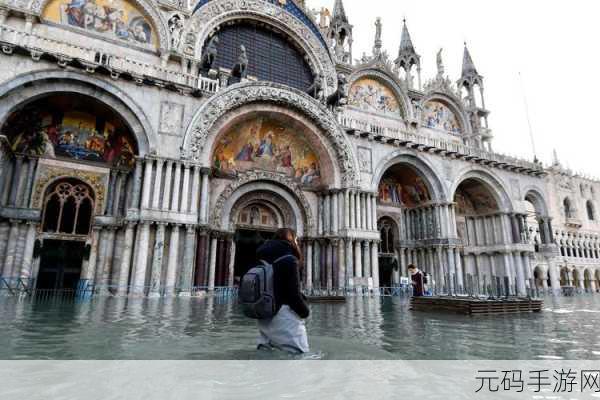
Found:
[461,43,479,78]
[394,19,421,89]
[399,19,416,56]
[331,0,348,24]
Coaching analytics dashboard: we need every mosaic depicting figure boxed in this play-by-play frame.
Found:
[4,107,136,168]
[213,118,321,187]
[43,0,155,46]
[454,187,498,215]
[348,78,400,114]
[422,101,461,134]
[378,169,430,208]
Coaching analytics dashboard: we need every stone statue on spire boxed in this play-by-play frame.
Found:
[436,48,445,79]
[373,17,382,56]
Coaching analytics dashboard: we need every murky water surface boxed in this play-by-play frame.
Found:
[1,295,599,360]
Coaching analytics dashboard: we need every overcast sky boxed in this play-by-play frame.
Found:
[307,0,600,177]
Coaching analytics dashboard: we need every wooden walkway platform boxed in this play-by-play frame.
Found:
[307,296,346,303]
[411,296,543,316]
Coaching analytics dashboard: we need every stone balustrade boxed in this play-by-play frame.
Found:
[338,110,544,175]
[0,25,214,93]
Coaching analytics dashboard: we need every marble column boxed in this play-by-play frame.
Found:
[349,191,355,229]
[117,223,135,295]
[513,252,526,296]
[366,194,372,232]
[8,156,23,207]
[85,227,101,282]
[132,222,150,295]
[21,157,37,208]
[356,193,362,230]
[313,241,321,288]
[208,236,218,291]
[149,223,166,296]
[344,190,350,229]
[190,166,201,215]
[361,194,367,230]
[332,191,339,235]
[454,248,464,291]
[162,161,174,212]
[372,195,378,231]
[181,226,198,292]
[130,159,143,209]
[325,242,333,289]
[337,239,345,288]
[354,240,362,279]
[371,240,380,288]
[140,159,154,210]
[112,172,125,216]
[323,193,331,235]
[317,195,324,236]
[165,225,180,295]
[181,164,191,213]
[345,239,354,287]
[151,159,164,209]
[100,228,116,289]
[548,262,560,292]
[338,191,345,231]
[305,241,313,290]
[227,239,237,287]
[363,241,371,284]
[19,222,37,279]
[105,170,117,215]
[200,170,210,224]
[436,248,445,292]
[170,163,182,212]
[2,220,20,277]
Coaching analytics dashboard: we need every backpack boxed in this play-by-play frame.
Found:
[239,255,294,320]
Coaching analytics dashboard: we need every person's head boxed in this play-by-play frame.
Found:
[273,228,302,262]
[408,264,419,275]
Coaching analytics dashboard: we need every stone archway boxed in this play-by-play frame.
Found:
[0,70,156,156]
[182,82,359,187]
[184,0,337,93]
[36,177,96,292]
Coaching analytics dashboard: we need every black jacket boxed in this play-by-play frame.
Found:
[256,240,310,319]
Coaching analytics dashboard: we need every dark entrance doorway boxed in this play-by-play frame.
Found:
[37,240,86,291]
[379,256,396,288]
[234,229,275,281]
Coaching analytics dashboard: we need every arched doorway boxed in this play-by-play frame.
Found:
[377,217,399,288]
[533,266,549,290]
[37,179,95,291]
[560,267,571,287]
[233,201,281,280]
[584,269,593,292]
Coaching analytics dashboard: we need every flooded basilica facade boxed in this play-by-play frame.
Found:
[0,0,597,296]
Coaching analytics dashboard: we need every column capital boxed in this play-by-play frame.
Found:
[185,224,197,233]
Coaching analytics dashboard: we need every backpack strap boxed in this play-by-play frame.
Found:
[260,254,295,267]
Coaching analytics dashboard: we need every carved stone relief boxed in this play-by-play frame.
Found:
[357,146,372,174]
[159,101,184,136]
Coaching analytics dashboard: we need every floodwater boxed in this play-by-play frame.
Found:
[1,295,600,360]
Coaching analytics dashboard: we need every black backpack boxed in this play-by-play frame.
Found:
[239,255,294,320]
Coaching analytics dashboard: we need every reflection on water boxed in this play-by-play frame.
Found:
[1,295,600,360]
